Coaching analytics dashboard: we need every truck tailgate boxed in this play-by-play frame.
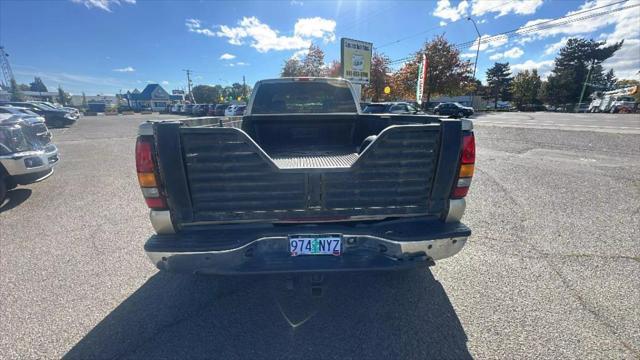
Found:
[153,120,462,227]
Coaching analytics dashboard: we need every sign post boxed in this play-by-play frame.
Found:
[416,53,428,106]
[341,38,373,102]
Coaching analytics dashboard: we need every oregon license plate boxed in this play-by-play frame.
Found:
[289,234,342,256]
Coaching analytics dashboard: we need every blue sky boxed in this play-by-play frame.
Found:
[1,0,638,95]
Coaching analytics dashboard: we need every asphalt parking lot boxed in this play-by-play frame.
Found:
[1,112,639,359]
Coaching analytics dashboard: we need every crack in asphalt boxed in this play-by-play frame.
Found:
[478,167,640,356]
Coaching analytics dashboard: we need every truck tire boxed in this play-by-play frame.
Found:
[0,173,7,205]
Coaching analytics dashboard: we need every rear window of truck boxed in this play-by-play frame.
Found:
[251,81,357,114]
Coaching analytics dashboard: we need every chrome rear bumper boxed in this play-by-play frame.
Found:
[144,218,470,275]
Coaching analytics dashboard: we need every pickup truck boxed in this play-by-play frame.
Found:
[0,114,59,203]
[136,78,474,275]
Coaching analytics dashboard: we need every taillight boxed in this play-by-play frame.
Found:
[451,132,475,199]
[135,136,167,209]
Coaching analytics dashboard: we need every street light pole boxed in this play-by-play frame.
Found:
[467,17,481,81]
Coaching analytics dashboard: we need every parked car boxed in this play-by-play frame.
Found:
[433,102,474,118]
[0,102,77,128]
[136,77,474,275]
[224,105,237,116]
[206,104,218,116]
[183,104,194,115]
[0,114,59,203]
[231,105,246,116]
[171,104,184,114]
[192,104,209,117]
[0,106,51,144]
[362,102,421,114]
[214,103,229,116]
[33,101,80,117]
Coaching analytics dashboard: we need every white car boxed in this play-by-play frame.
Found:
[0,105,46,123]
[224,105,236,117]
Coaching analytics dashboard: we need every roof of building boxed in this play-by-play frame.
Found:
[127,84,169,101]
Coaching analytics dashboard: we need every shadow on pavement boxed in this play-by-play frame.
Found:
[0,188,32,213]
[65,269,470,359]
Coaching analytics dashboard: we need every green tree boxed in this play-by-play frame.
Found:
[486,62,512,109]
[389,59,419,100]
[423,35,473,104]
[324,60,341,78]
[57,86,72,105]
[29,77,48,92]
[191,85,221,103]
[389,35,472,103]
[18,84,30,91]
[511,69,542,109]
[9,79,25,101]
[281,58,302,77]
[301,44,325,77]
[544,38,622,105]
[363,52,391,102]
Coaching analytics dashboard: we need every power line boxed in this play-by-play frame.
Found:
[455,0,635,49]
[386,1,638,66]
[376,0,516,50]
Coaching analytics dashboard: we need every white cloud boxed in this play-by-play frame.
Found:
[603,38,640,79]
[471,0,543,18]
[489,47,524,60]
[219,53,236,60]
[294,17,336,42]
[185,18,215,37]
[161,80,169,85]
[434,0,542,21]
[461,52,477,58]
[433,0,469,21]
[290,0,303,6]
[70,0,135,12]
[215,16,336,52]
[516,0,640,79]
[439,21,448,26]
[113,66,135,72]
[291,48,309,60]
[235,62,249,66]
[469,34,508,52]
[510,59,555,78]
[543,37,569,55]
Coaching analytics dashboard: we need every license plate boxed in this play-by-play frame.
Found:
[289,234,342,256]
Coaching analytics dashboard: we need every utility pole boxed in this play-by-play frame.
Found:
[183,69,195,103]
[242,75,247,100]
[577,60,595,111]
[467,17,481,81]
[467,17,481,108]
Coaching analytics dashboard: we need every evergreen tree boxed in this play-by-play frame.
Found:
[301,44,325,77]
[281,59,302,77]
[544,38,622,105]
[9,79,25,101]
[486,62,512,109]
[29,77,48,92]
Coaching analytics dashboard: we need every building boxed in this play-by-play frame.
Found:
[0,89,58,102]
[70,94,118,108]
[125,84,171,111]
